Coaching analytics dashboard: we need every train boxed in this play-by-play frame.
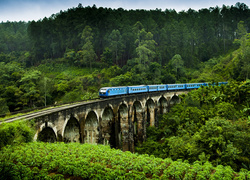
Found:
[99,82,228,98]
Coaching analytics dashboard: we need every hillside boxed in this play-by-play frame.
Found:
[136,80,250,171]
[0,3,250,114]
[192,25,250,82]
[1,142,250,179]
[1,2,250,179]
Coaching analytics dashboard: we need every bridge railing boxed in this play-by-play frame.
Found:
[0,98,100,119]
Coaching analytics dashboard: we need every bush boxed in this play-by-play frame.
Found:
[0,120,34,150]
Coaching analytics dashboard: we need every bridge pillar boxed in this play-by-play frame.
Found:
[131,101,145,151]
[149,109,155,126]
[136,111,144,143]
[118,103,130,151]
[121,115,130,151]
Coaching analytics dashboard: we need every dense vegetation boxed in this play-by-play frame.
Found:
[0,2,250,113]
[0,2,250,178]
[136,80,250,171]
[1,142,250,179]
[0,120,35,150]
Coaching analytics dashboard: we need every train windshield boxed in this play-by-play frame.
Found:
[99,88,108,93]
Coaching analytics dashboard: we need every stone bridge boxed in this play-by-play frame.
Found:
[34,90,188,152]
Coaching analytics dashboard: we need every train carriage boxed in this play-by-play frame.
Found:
[148,85,158,92]
[218,82,228,86]
[98,82,228,98]
[128,85,148,94]
[186,83,204,89]
[99,86,128,97]
[157,85,167,91]
[167,84,186,90]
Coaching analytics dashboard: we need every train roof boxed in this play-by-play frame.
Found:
[127,85,147,87]
[100,86,127,90]
[167,83,186,85]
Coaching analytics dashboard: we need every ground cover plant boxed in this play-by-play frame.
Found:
[1,142,250,180]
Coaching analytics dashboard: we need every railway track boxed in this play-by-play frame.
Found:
[0,90,183,125]
[0,98,102,124]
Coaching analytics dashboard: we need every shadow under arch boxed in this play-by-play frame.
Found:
[169,94,180,106]
[37,126,57,143]
[158,96,168,114]
[146,98,155,127]
[132,100,143,146]
[84,110,99,144]
[102,106,116,148]
[63,115,80,143]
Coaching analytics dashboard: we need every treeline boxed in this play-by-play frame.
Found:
[26,3,250,67]
[0,3,249,68]
[0,21,30,53]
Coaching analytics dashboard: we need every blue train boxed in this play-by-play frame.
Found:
[99,82,228,98]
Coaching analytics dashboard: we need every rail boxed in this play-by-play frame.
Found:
[0,98,100,124]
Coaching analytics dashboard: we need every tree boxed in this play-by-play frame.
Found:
[78,26,97,70]
[107,29,124,66]
[19,70,42,108]
[0,98,9,114]
[169,54,184,82]
[136,29,157,65]
[101,47,113,67]
[235,21,250,80]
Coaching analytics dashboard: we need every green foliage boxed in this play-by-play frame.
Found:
[0,121,34,150]
[136,81,250,171]
[0,98,9,114]
[1,4,250,112]
[1,142,248,179]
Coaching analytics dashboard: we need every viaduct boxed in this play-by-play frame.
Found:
[33,90,188,152]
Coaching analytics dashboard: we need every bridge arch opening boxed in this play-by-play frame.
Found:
[132,101,143,146]
[63,115,80,143]
[101,106,115,148]
[158,96,168,114]
[37,127,57,143]
[169,95,180,107]
[84,111,99,144]
[146,98,155,127]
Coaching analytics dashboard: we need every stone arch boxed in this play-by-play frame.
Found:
[63,115,80,143]
[158,96,168,114]
[118,103,129,151]
[132,101,144,146]
[101,105,115,148]
[169,94,181,107]
[84,111,99,144]
[146,98,155,127]
[36,122,57,143]
[118,103,128,117]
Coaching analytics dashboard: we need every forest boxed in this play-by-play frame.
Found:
[0,2,250,178]
[0,2,249,113]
